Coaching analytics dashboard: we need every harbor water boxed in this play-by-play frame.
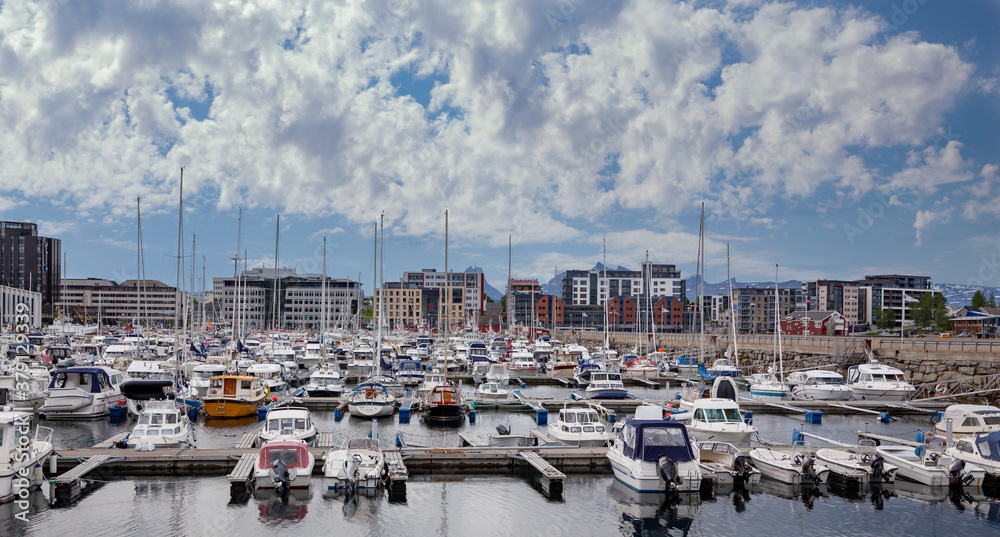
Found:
[4,384,1000,535]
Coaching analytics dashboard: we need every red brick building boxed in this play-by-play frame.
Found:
[608,296,637,326]
[535,295,564,326]
[780,311,845,336]
[654,296,684,327]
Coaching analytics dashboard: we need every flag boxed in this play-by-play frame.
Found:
[732,306,742,311]
[902,294,919,304]
[583,313,588,317]
[125,321,133,331]
[661,308,669,312]
[806,299,816,306]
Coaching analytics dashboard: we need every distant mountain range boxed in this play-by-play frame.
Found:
[477,264,1000,308]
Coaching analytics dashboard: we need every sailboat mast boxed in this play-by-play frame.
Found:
[231,208,242,343]
[273,215,280,331]
[776,263,783,380]
[444,209,449,384]
[372,221,378,377]
[602,236,608,353]
[321,235,327,358]
[697,202,705,366]
[506,235,512,335]
[728,243,738,368]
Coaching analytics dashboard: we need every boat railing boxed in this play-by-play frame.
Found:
[35,425,54,445]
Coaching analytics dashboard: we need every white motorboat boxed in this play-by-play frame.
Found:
[507,351,539,376]
[846,363,915,401]
[305,365,344,398]
[254,440,315,489]
[0,364,49,411]
[485,363,510,385]
[573,360,601,387]
[258,407,317,445]
[586,370,628,400]
[624,357,659,378]
[547,407,613,446]
[475,381,512,401]
[128,400,195,449]
[40,366,127,419]
[695,441,761,486]
[346,346,376,378]
[946,431,1000,477]
[417,370,448,398]
[0,411,53,503]
[748,442,830,484]
[816,440,896,484]
[247,362,287,393]
[746,372,791,400]
[682,398,757,446]
[607,407,702,493]
[324,438,388,492]
[301,342,323,368]
[877,444,985,487]
[346,381,396,418]
[395,360,425,386]
[706,358,740,378]
[788,370,852,401]
[188,363,227,398]
[934,404,1000,437]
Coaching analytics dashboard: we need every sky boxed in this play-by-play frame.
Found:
[0,0,998,295]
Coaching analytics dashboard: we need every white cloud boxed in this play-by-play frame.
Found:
[886,141,976,193]
[0,0,981,252]
[913,208,951,248]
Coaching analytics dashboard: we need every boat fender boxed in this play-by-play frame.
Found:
[380,462,389,480]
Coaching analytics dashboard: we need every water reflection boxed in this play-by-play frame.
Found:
[608,480,700,536]
[754,479,826,508]
[255,488,310,523]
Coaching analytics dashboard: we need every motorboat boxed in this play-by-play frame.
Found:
[188,363,227,398]
[934,404,1000,437]
[485,363,510,385]
[347,381,396,418]
[787,369,853,401]
[203,375,270,419]
[507,351,539,376]
[417,370,449,398]
[624,357,658,378]
[301,342,323,368]
[254,440,315,490]
[877,444,985,487]
[0,363,49,411]
[586,370,628,400]
[606,407,702,493]
[40,366,127,419]
[324,438,387,492]
[706,358,740,378]
[468,356,491,378]
[573,360,601,387]
[816,439,896,484]
[946,431,1000,476]
[127,400,195,449]
[0,411,53,503]
[304,365,344,398]
[423,383,465,425]
[547,407,613,446]
[695,441,760,486]
[258,407,317,445]
[748,442,830,484]
[746,372,791,400]
[846,363,915,401]
[247,362,287,393]
[682,398,756,446]
[345,346,376,378]
[474,381,512,401]
[395,359,426,386]
[549,352,578,378]
[487,425,535,448]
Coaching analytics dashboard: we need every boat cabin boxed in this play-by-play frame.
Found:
[207,376,268,399]
[937,405,1000,436]
[263,408,314,438]
[259,440,311,470]
[555,409,607,434]
[619,420,696,463]
[48,367,123,393]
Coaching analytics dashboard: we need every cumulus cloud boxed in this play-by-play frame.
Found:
[913,207,951,248]
[0,0,981,251]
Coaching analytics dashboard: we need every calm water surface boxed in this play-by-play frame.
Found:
[6,384,998,535]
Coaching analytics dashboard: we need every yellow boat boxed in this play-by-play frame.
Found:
[203,375,269,419]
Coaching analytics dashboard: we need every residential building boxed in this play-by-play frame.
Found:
[403,269,485,316]
[562,262,685,306]
[213,268,362,331]
[857,274,937,329]
[563,304,604,329]
[56,278,185,326]
[801,280,861,325]
[734,287,803,334]
[0,221,61,323]
[1,285,43,328]
[535,295,564,327]
[780,311,846,336]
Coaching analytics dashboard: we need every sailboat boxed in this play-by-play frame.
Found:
[746,264,791,400]
[347,218,397,418]
[423,210,466,425]
[707,244,740,378]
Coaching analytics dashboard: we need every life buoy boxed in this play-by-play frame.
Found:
[934,383,947,395]
[756,366,764,374]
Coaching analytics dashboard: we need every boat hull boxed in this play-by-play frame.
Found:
[203,397,265,419]
[607,454,702,494]
[792,387,853,401]
[850,388,913,401]
[305,388,343,398]
[347,401,395,418]
[423,404,465,425]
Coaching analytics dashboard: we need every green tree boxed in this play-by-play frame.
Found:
[972,290,987,309]
[934,302,951,331]
[911,293,934,328]
[485,295,495,303]
[989,292,997,308]
[876,308,896,330]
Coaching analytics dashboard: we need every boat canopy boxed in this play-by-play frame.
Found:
[122,379,174,400]
[398,360,423,371]
[48,368,114,394]
[620,420,696,463]
[259,441,310,469]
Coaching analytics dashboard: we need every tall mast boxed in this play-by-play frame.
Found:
[378,212,385,374]
[231,208,242,342]
[728,243,738,368]
[506,235,512,335]
[697,202,705,366]
[321,235,327,358]
[372,220,378,377]
[776,263,783,381]
[136,195,141,330]
[602,236,608,353]
[174,168,183,344]
[444,209,448,383]
[273,215,280,331]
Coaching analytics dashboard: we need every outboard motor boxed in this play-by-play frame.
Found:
[657,454,683,493]
[948,459,975,486]
[732,453,753,485]
[496,424,511,436]
[870,454,889,483]
[800,456,818,484]
[272,459,291,498]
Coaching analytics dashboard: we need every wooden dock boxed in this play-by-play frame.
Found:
[530,428,563,446]
[94,432,129,449]
[236,433,258,449]
[226,452,258,500]
[48,454,122,506]
[458,432,489,447]
[519,451,565,498]
[384,450,408,499]
[315,432,337,448]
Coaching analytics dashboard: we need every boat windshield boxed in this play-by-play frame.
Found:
[267,449,300,466]
[813,377,844,385]
[643,427,687,447]
[698,408,742,423]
